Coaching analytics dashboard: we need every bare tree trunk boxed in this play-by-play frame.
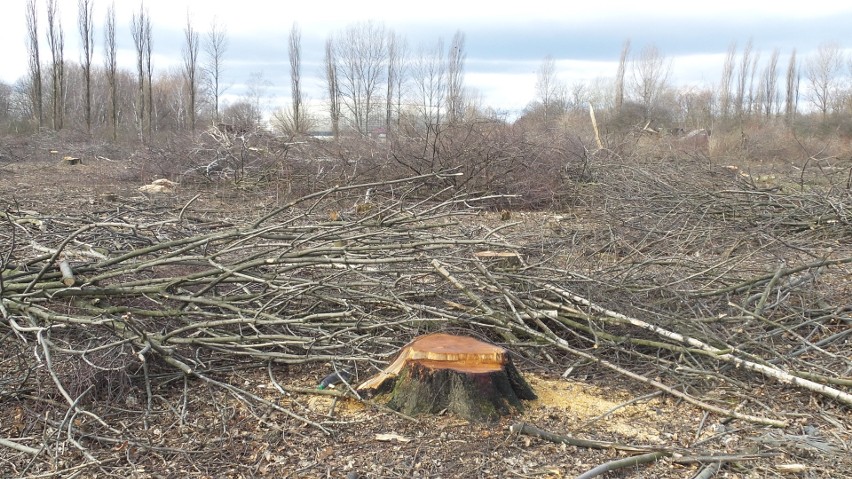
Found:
[77,0,94,134]
[25,0,43,129]
[183,14,199,132]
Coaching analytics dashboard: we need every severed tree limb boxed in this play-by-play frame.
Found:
[115,314,334,435]
[431,258,520,343]
[506,317,788,426]
[691,255,852,298]
[252,171,464,228]
[545,284,852,408]
[509,422,659,453]
[577,452,776,479]
[511,422,779,479]
[268,375,420,424]
[0,437,41,455]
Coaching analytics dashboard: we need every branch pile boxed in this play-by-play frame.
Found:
[1,170,850,452]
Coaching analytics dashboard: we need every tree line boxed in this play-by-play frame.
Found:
[0,1,850,141]
[1,0,475,142]
[523,38,852,136]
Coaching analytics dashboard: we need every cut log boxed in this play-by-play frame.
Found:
[357,333,536,422]
[58,259,76,287]
[474,250,523,270]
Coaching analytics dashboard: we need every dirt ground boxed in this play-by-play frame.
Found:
[1,145,850,478]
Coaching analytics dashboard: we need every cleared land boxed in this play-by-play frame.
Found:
[1,135,850,478]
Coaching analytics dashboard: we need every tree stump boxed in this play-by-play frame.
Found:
[357,333,536,422]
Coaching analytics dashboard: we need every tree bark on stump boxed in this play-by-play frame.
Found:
[357,333,536,422]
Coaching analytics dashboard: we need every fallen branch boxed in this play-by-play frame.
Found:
[0,437,41,455]
[509,422,658,453]
[576,451,669,479]
[545,284,852,408]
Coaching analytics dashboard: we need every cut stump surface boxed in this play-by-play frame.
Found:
[358,333,536,421]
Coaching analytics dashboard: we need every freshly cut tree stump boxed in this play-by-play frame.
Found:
[357,333,536,421]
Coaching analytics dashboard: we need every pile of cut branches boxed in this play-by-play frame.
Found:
[1,170,850,466]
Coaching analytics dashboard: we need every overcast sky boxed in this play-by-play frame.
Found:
[2,0,851,117]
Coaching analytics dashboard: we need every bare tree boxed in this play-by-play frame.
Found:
[805,41,845,120]
[534,55,564,122]
[131,4,146,140]
[734,38,753,120]
[747,51,761,117]
[288,22,304,134]
[183,13,200,131]
[0,81,12,125]
[129,4,153,139]
[25,0,43,129]
[324,37,340,138]
[412,39,446,131]
[145,14,153,137]
[77,0,94,133]
[614,39,630,111]
[391,36,408,132]
[762,48,780,118]
[446,30,466,123]
[244,71,270,130]
[785,49,799,124]
[46,0,65,130]
[718,42,736,118]
[336,21,387,135]
[104,2,118,140]
[203,19,227,125]
[385,30,406,135]
[631,44,670,121]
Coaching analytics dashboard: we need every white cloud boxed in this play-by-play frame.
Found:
[1,0,850,112]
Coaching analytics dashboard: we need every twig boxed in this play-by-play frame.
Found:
[509,422,658,453]
[576,451,669,479]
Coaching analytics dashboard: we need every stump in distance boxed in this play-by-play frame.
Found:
[357,333,536,422]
